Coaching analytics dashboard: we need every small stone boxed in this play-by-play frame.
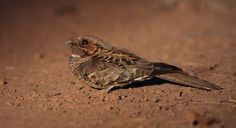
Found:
[155,99,160,103]
[0,79,7,85]
[105,106,114,110]
[77,85,84,90]
[179,92,183,97]
[109,106,114,110]
[164,107,169,110]
[209,64,218,70]
[0,79,7,90]
[186,112,218,127]
[121,95,128,99]
[17,103,21,107]
[88,96,92,99]
[34,53,45,60]
[100,95,109,102]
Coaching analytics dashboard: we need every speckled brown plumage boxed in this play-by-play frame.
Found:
[65,35,222,92]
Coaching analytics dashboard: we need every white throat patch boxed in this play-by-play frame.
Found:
[71,54,81,58]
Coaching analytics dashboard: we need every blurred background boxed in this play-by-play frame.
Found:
[1,0,235,64]
[0,0,236,128]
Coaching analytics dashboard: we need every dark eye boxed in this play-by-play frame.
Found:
[80,39,89,45]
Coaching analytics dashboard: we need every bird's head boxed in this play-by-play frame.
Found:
[65,35,113,59]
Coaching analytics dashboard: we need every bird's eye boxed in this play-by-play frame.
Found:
[80,39,89,45]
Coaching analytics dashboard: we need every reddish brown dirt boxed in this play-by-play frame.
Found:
[0,0,236,128]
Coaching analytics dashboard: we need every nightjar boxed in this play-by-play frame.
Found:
[65,35,222,92]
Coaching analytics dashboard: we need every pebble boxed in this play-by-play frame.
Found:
[34,53,45,60]
[105,105,114,110]
[186,112,217,127]
[209,64,218,70]
[0,79,7,88]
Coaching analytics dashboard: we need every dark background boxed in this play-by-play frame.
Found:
[0,0,236,128]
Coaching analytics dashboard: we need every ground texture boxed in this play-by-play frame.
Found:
[0,0,236,128]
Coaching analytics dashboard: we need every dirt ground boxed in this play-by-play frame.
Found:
[0,0,236,128]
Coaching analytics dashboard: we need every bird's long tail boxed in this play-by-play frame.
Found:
[152,63,223,90]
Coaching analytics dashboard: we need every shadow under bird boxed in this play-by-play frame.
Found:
[65,35,222,92]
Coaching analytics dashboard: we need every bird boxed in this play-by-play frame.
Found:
[65,35,222,93]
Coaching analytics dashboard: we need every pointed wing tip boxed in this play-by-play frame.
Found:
[182,81,223,91]
[191,86,223,91]
[204,85,223,91]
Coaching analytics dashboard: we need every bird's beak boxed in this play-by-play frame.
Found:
[64,39,74,45]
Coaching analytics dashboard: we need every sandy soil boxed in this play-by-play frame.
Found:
[0,0,236,128]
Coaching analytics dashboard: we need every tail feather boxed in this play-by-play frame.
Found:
[156,72,222,90]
